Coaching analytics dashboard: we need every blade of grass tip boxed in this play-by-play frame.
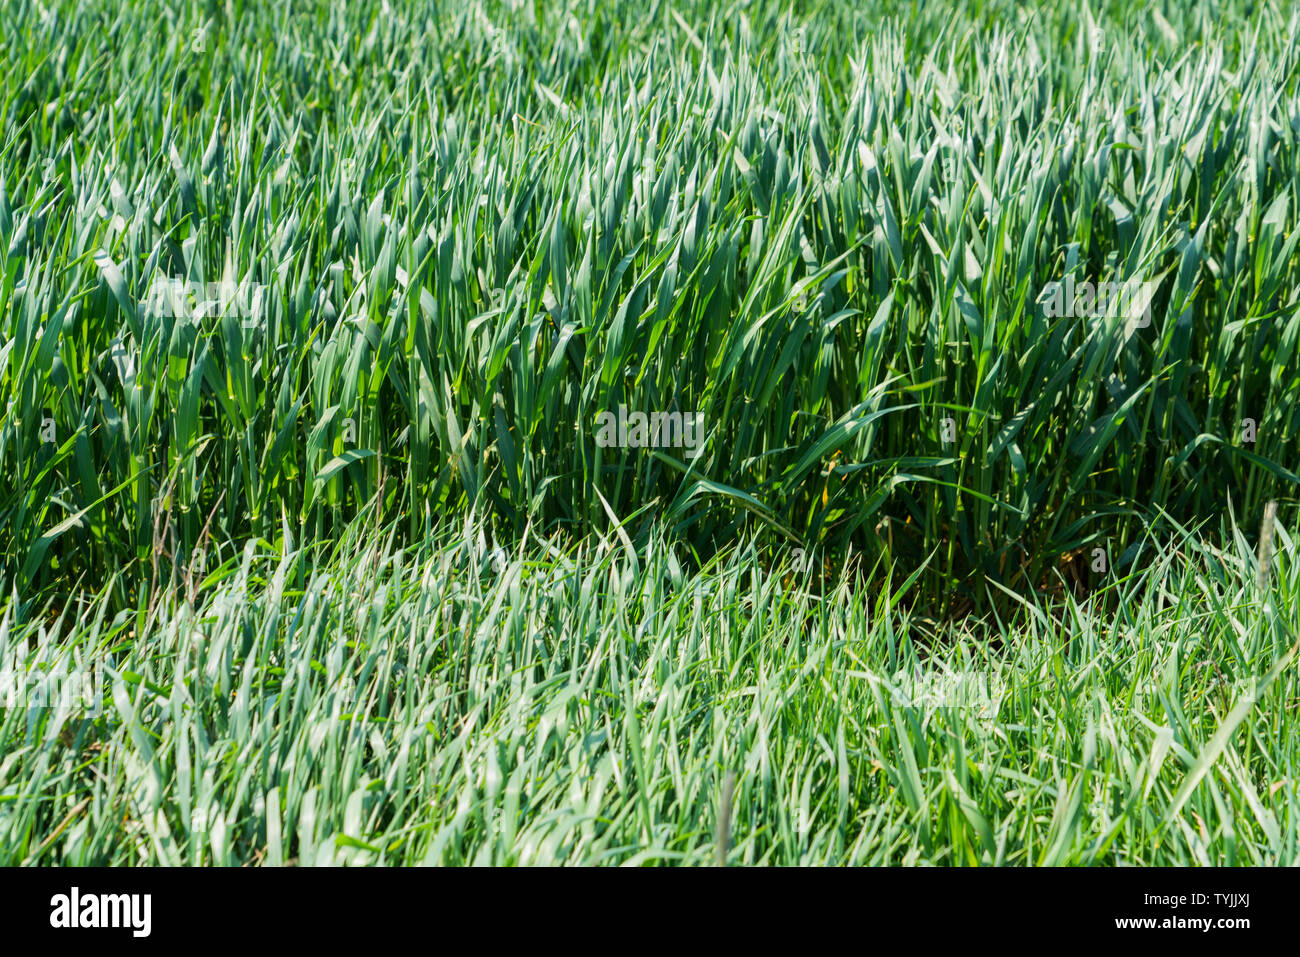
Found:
[715,771,735,867]
[1256,501,1277,593]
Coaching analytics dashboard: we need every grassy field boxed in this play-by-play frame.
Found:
[3,518,1300,865]
[1,0,1298,864]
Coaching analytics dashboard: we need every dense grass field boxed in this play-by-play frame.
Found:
[1,0,1297,864]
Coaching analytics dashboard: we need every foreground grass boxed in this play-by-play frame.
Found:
[2,516,1296,865]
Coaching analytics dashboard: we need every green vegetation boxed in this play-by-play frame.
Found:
[0,0,1296,864]
[3,520,1298,864]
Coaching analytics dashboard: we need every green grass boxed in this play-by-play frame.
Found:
[3,516,1298,865]
[1,0,1299,865]
[2,0,1297,610]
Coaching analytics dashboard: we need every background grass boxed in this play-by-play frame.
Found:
[2,0,1297,615]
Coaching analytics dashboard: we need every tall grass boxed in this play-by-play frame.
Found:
[1,0,1296,615]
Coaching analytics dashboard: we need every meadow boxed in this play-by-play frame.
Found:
[0,0,1297,864]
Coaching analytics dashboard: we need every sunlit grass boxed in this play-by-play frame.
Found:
[2,515,1297,865]
[1,0,1298,866]
[1,0,1296,611]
